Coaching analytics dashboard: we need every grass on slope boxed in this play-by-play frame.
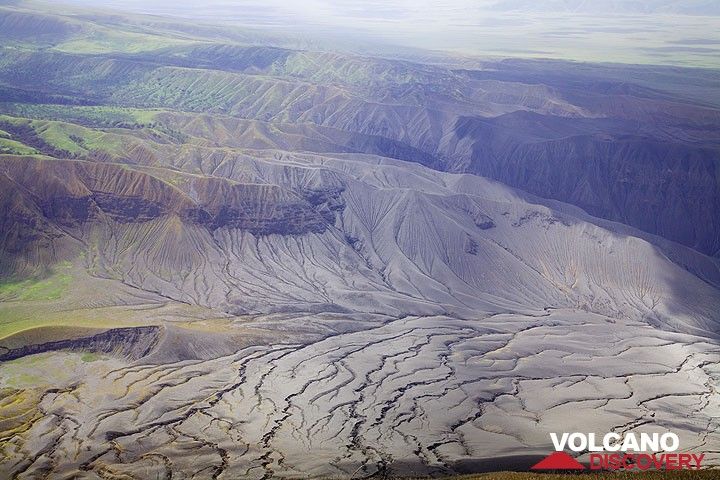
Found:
[0,262,121,339]
[0,110,193,153]
[0,262,72,303]
[0,260,242,340]
[0,115,133,157]
[0,113,188,164]
[0,104,161,128]
[52,28,196,55]
[0,136,36,154]
[32,120,125,155]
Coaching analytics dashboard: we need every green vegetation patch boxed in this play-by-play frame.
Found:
[0,104,161,128]
[80,352,102,362]
[52,27,196,55]
[0,115,76,158]
[0,262,72,302]
[32,120,112,155]
[0,137,37,154]
[0,306,131,342]
[0,110,191,163]
[0,113,166,160]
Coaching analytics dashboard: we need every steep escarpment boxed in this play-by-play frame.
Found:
[0,159,79,278]
[0,156,335,227]
[0,326,161,362]
[452,113,720,255]
[0,155,336,276]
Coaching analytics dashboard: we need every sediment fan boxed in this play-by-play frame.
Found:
[0,2,719,478]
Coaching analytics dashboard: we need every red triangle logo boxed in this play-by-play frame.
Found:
[531,452,586,470]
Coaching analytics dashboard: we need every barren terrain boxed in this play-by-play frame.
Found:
[0,2,719,478]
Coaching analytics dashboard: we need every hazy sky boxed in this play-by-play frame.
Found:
[63,0,720,18]
[61,0,720,66]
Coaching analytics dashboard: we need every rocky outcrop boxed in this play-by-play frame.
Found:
[0,326,161,362]
[0,155,335,237]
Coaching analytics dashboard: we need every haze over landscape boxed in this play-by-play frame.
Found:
[0,0,719,478]
[60,0,720,66]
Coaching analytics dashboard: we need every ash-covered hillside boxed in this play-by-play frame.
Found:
[0,2,719,479]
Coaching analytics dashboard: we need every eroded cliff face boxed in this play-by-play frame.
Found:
[0,157,352,303]
[0,156,339,275]
[0,326,161,362]
[452,115,720,255]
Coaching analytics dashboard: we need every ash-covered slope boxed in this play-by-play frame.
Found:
[1,5,719,477]
[2,311,719,479]
[2,144,720,479]
[2,148,719,337]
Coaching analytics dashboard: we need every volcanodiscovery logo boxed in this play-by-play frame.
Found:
[531,432,705,471]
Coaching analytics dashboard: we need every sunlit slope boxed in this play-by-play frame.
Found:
[0,110,718,337]
[1,139,719,337]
